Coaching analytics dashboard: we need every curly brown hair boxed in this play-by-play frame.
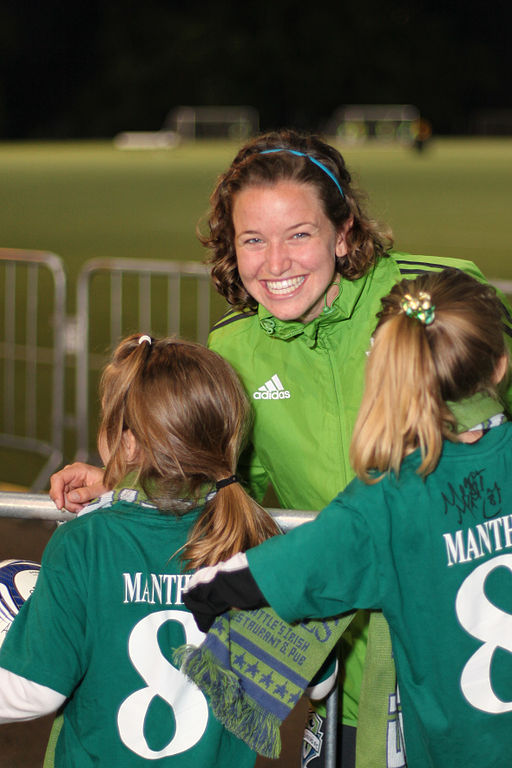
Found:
[199,128,393,311]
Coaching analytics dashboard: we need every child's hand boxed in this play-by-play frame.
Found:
[49,463,107,513]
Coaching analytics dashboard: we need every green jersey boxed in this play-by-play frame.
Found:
[247,422,512,768]
[0,490,255,768]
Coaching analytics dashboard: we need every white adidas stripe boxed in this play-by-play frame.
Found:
[258,375,285,393]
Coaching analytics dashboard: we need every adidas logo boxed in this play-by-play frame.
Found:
[253,374,291,400]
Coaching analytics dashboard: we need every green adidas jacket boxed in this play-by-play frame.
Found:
[209,252,512,513]
[208,252,512,766]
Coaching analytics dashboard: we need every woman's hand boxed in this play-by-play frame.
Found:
[49,463,107,513]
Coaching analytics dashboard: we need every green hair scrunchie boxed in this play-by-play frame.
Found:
[400,291,435,325]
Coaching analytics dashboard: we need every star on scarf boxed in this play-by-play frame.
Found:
[273,682,288,699]
[245,661,259,678]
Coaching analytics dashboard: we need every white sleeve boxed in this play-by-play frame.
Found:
[305,660,338,701]
[0,667,66,722]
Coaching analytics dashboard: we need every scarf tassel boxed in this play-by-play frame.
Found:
[174,644,282,758]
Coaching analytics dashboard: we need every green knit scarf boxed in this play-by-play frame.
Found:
[176,608,352,759]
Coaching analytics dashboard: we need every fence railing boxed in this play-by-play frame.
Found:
[0,249,67,490]
[0,491,314,530]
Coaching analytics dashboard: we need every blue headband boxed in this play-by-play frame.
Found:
[260,148,344,198]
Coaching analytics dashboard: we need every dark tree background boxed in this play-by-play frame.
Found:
[0,0,510,139]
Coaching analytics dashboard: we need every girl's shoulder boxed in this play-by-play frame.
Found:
[333,470,400,512]
[45,497,202,568]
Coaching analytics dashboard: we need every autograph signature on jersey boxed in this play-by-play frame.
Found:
[441,469,502,525]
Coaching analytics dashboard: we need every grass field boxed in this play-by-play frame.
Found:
[1,136,512,487]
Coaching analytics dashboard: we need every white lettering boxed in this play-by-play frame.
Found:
[174,574,190,605]
[476,523,493,557]
[487,518,504,551]
[118,611,207,757]
[503,516,512,547]
[444,531,469,566]
[163,574,177,603]
[140,581,151,602]
[466,529,482,560]
[123,573,191,605]
[123,572,142,603]
[151,574,162,604]
[444,515,512,566]
[253,390,291,400]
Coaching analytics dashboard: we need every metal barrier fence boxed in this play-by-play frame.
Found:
[0,249,66,490]
[74,257,213,462]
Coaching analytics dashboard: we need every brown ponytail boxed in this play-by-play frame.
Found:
[182,482,279,570]
[100,335,154,489]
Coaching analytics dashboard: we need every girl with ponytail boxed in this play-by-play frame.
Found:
[0,334,278,768]
[98,334,278,568]
[184,268,512,768]
[350,267,508,481]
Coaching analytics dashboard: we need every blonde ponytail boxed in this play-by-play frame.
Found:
[350,269,507,482]
[350,314,448,482]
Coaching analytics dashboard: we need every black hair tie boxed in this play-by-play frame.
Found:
[215,475,238,490]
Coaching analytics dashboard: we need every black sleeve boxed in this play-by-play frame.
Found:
[183,559,267,633]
